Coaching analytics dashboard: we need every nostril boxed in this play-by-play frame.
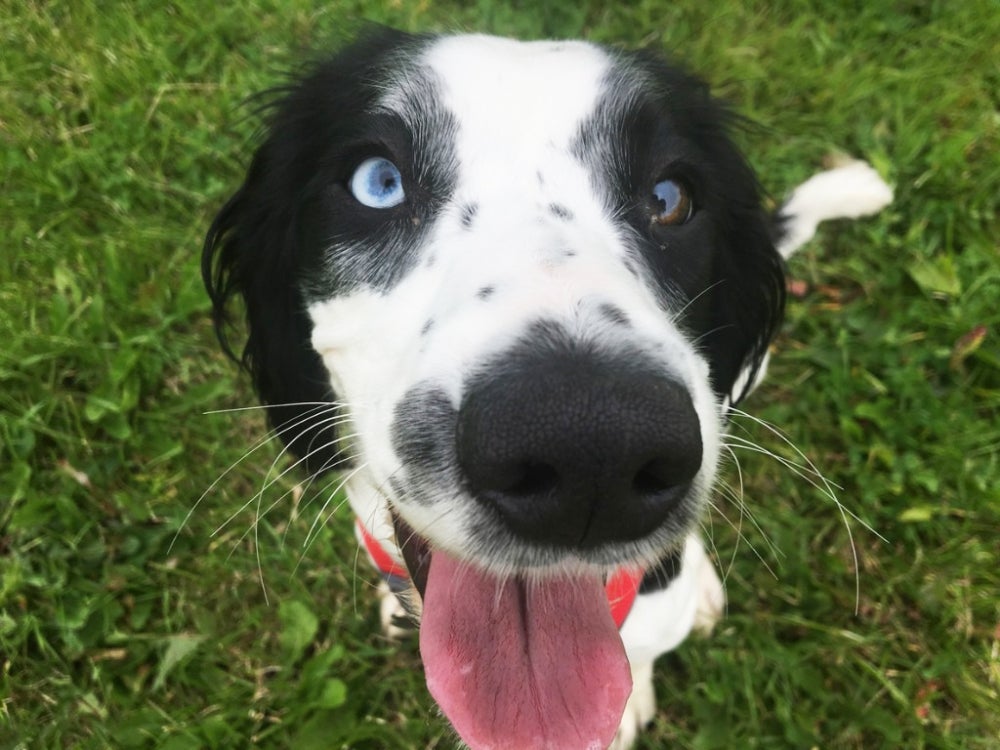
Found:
[486,462,563,534]
[498,462,560,498]
[632,461,671,496]
[632,458,695,497]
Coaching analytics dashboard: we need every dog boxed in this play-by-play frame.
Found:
[203,29,892,750]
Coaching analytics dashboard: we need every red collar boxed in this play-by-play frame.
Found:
[357,520,642,628]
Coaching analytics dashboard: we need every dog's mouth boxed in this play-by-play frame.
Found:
[393,514,433,598]
[391,514,633,750]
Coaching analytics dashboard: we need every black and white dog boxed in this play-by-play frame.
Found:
[204,29,891,750]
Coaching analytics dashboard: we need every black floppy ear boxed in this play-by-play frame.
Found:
[704,198,787,407]
[623,51,787,407]
[203,27,423,475]
[675,88,786,406]
[202,148,345,475]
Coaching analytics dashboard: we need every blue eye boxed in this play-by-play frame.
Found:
[349,157,405,209]
[651,178,693,226]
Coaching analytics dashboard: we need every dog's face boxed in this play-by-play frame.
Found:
[205,29,784,749]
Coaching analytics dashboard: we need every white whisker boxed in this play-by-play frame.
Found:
[209,413,353,539]
[219,429,359,602]
[278,446,363,548]
[202,400,350,416]
[704,494,779,581]
[169,402,342,553]
[301,463,370,555]
[719,443,785,562]
[671,278,727,324]
[228,442,361,552]
[725,407,886,613]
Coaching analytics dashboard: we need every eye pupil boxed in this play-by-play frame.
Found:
[651,178,693,226]
[376,169,396,192]
[350,157,406,209]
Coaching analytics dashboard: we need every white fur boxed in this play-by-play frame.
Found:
[421,36,609,182]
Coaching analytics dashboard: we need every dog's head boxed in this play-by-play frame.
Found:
[205,29,784,749]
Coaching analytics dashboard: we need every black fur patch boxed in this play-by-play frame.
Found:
[572,53,785,403]
[639,548,684,593]
[391,384,459,505]
[203,29,458,472]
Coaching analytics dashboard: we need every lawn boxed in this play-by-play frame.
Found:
[2,1,998,748]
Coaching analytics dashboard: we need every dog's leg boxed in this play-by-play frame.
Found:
[691,544,726,636]
[378,580,416,640]
[614,535,724,748]
[775,159,893,259]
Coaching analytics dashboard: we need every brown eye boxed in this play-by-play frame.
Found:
[651,178,693,226]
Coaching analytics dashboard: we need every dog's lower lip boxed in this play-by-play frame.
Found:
[390,514,629,591]
[392,513,431,597]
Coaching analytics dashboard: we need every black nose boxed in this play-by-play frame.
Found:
[456,348,702,549]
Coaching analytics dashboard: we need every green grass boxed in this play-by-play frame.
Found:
[2,1,997,748]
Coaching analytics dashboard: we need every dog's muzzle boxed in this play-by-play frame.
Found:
[457,337,703,550]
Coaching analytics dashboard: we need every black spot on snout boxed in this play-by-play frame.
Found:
[476,285,495,301]
[459,203,478,229]
[391,384,459,505]
[549,203,573,221]
[597,303,630,327]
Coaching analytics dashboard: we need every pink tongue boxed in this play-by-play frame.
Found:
[419,551,632,750]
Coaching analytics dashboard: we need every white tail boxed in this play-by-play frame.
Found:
[777,160,894,259]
